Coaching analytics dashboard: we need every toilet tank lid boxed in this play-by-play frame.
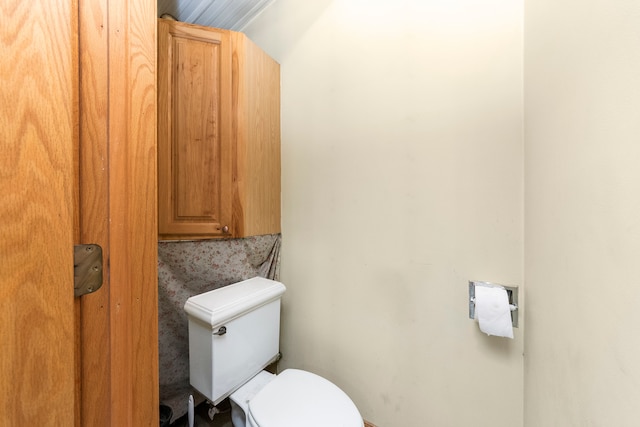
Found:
[184,277,286,327]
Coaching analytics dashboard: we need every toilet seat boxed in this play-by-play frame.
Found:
[247,369,363,427]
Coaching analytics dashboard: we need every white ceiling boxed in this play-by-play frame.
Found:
[157,0,275,31]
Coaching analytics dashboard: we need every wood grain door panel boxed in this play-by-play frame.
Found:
[0,0,77,424]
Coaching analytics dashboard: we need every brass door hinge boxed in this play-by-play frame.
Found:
[74,244,103,297]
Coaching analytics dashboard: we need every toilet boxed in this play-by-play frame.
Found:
[184,277,363,427]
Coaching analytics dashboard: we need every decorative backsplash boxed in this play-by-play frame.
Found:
[158,234,281,421]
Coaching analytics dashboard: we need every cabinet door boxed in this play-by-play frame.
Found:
[158,20,233,238]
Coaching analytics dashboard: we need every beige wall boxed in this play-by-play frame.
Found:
[245,1,524,426]
[524,0,640,426]
[243,0,640,425]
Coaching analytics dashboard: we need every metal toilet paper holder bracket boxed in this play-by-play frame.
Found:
[469,281,519,328]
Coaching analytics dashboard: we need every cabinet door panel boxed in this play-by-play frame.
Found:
[174,38,220,219]
[158,20,232,238]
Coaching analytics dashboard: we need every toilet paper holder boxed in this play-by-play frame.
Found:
[468,281,519,328]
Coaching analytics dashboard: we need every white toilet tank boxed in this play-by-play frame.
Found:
[184,277,286,405]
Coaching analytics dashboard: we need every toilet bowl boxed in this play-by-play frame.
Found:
[230,369,363,427]
[184,277,363,427]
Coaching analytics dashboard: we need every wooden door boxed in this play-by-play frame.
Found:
[1,1,78,425]
[1,0,158,426]
[158,20,233,239]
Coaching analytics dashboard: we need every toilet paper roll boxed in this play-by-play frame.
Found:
[474,286,514,339]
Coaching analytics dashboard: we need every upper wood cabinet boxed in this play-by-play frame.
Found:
[158,19,281,240]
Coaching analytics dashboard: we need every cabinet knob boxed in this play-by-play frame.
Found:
[221,225,229,234]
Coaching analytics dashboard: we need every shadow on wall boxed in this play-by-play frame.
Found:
[241,0,333,62]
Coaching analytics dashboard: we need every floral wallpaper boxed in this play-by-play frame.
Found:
[157,234,281,421]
